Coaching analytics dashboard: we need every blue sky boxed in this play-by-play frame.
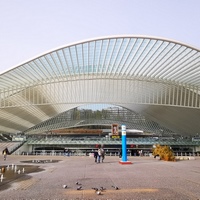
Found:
[0,0,199,73]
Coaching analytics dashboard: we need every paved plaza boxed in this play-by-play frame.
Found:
[0,155,200,200]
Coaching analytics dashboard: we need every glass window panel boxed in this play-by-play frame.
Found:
[26,63,46,81]
[82,43,88,73]
[51,51,66,76]
[57,50,70,76]
[22,63,45,81]
[69,46,79,74]
[63,48,73,74]
[128,39,144,75]
[119,39,134,69]
[122,38,137,74]
[156,45,186,78]
[93,40,102,72]
[104,39,116,73]
[99,39,109,73]
[3,72,23,86]
[104,40,115,71]
[165,49,198,79]
[108,38,123,73]
[45,54,61,76]
[134,40,161,75]
[88,42,95,73]
[114,39,130,73]
[146,43,177,77]
[76,44,84,73]
[34,59,51,77]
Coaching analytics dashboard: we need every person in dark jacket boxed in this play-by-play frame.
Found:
[94,150,98,162]
[119,149,122,158]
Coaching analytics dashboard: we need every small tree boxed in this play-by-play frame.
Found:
[152,144,175,161]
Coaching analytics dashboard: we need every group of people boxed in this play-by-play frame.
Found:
[63,148,71,156]
[94,147,105,163]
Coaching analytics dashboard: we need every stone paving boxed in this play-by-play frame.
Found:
[0,155,200,200]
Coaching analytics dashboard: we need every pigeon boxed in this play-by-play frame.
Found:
[92,187,99,191]
[77,186,82,190]
[96,190,101,195]
[62,185,67,189]
[112,185,119,190]
[100,186,106,191]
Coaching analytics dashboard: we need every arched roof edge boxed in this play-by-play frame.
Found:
[1,34,200,76]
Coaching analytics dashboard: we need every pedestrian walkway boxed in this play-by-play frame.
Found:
[0,155,200,199]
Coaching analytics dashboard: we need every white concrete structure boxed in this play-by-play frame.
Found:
[0,35,200,136]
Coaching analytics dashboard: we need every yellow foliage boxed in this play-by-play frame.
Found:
[152,144,175,161]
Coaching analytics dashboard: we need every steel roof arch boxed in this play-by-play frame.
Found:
[1,34,200,76]
[0,35,200,136]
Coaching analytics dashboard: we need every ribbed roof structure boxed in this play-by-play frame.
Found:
[0,35,200,135]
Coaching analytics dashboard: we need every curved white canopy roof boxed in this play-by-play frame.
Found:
[1,35,200,89]
[0,35,200,136]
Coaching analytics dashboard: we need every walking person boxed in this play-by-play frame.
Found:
[2,147,9,161]
[119,149,122,158]
[93,150,98,163]
[97,148,102,163]
[101,148,105,162]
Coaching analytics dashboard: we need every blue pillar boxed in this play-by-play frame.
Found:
[121,125,127,162]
